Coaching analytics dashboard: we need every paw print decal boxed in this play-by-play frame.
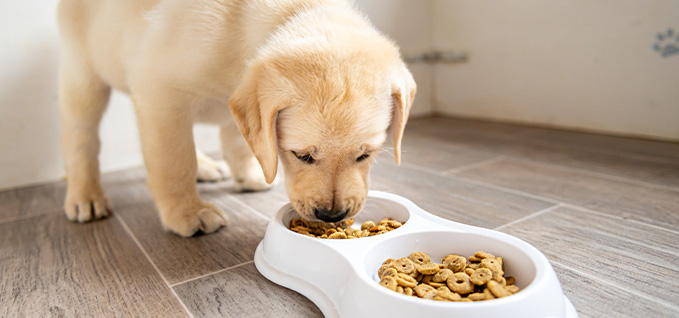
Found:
[653,28,679,58]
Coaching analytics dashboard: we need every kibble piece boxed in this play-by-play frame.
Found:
[447,272,474,294]
[395,273,418,288]
[378,264,393,278]
[414,284,435,297]
[465,268,475,276]
[469,268,492,285]
[468,255,483,262]
[379,276,398,291]
[409,252,431,266]
[396,286,404,294]
[428,281,446,288]
[474,251,495,259]
[361,221,375,231]
[432,268,453,283]
[483,287,496,300]
[467,292,487,301]
[328,232,347,239]
[506,276,515,285]
[394,258,416,275]
[379,268,398,280]
[506,285,520,294]
[417,263,440,275]
[403,286,414,296]
[480,258,502,272]
[387,220,402,229]
[422,290,437,300]
[444,255,467,273]
[441,254,457,264]
[382,258,395,266]
[434,289,461,302]
[487,280,512,298]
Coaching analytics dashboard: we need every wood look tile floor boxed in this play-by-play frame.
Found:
[1,116,678,318]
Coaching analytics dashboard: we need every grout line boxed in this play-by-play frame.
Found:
[397,160,563,205]
[115,215,195,318]
[442,156,507,175]
[493,204,564,231]
[551,260,679,311]
[170,260,255,288]
[507,156,679,193]
[563,203,679,236]
[402,157,678,236]
[227,195,273,222]
[443,173,563,204]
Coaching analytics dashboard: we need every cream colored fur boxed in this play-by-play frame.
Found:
[57,0,415,236]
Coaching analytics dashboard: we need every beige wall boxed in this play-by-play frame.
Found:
[432,0,679,140]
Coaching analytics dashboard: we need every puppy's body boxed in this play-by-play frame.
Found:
[58,0,415,236]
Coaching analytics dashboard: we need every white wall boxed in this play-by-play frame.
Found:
[432,0,679,140]
[354,0,435,117]
[0,0,434,190]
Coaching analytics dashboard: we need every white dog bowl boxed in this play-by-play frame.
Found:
[254,191,577,318]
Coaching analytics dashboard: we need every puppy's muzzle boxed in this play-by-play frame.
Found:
[314,208,348,222]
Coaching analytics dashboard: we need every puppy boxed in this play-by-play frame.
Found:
[57,0,415,236]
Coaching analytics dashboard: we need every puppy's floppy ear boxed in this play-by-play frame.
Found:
[390,63,417,165]
[229,65,289,184]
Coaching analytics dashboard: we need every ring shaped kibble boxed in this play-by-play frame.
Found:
[394,258,416,274]
[447,272,474,294]
[377,251,520,302]
[470,268,492,285]
[408,252,431,266]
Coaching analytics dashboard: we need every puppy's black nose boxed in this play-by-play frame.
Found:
[314,208,348,222]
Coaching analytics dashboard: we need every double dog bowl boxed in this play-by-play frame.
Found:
[254,191,577,318]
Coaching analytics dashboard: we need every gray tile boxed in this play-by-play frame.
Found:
[454,158,679,231]
[0,181,66,221]
[174,262,322,318]
[495,142,679,189]
[0,213,187,317]
[515,127,679,163]
[207,182,290,219]
[115,196,268,285]
[370,160,556,228]
[409,117,679,189]
[500,206,679,304]
[554,264,679,318]
[398,133,500,172]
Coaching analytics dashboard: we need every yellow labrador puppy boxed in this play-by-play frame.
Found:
[58,0,415,236]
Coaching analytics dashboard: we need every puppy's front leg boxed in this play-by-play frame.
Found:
[135,94,228,237]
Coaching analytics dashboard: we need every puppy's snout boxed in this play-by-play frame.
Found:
[314,208,348,222]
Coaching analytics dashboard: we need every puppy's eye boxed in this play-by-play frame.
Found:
[292,151,315,164]
[356,153,371,162]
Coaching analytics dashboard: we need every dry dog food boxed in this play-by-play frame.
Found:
[289,217,403,239]
[378,251,520,301]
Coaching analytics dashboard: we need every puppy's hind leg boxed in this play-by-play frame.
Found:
[59,54,113,222]
[195,146,231,182]
[220,123,274,192]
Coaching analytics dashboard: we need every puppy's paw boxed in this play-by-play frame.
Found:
[160,201,228,237]
[233,164,275,192]
[196,156,231,182]
[64,187,113,223]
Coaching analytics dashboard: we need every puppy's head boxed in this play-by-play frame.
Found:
[230,49,415,222]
